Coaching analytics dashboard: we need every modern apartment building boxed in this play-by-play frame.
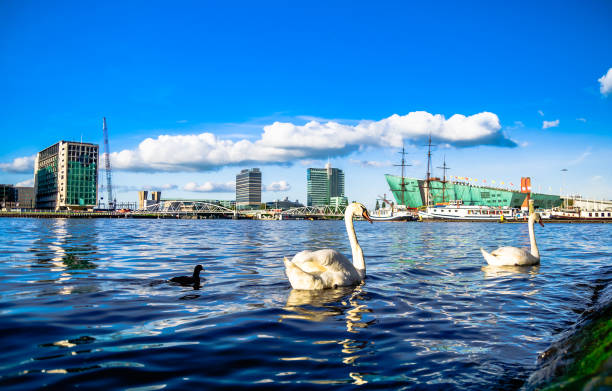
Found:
[307,163,345,206]
[34,141,99,210]
[236,168,262,209]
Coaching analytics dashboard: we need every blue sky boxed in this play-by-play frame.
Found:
[1,1,611,207]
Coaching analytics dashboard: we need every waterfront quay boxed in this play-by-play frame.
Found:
[1,210,611,223]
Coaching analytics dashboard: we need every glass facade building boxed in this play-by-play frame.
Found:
[307,163,345,206]
[236,168,262,209]
[34,141,99,210]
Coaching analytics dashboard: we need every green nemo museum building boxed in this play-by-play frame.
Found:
[384,174,562,209]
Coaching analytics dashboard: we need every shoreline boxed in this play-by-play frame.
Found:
[0,212,611,223]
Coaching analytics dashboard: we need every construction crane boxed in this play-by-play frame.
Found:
[102,117,115,210]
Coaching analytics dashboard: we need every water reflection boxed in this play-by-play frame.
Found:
[281,285,375,383]
[482,264,540,279]
[26,219,100,296]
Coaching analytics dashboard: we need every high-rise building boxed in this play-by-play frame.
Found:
[307,163,345,206]
[236,168,262,209]
[34,141,99,210]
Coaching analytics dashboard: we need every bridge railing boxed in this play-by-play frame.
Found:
[136,201,234,214]
[281,205,346,217]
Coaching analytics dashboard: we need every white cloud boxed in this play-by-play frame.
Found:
[0,155,35,173]
[576,118,587,123]
[349,159,392,168]
[16,178,34,187]
[112,184,178,193]
[183,181,235,193]
[538,110,544,116]
[176,120,188,124]
[507,121,524,130]
[542,119,560,129]
[598,67,612,96]
[264,181,291,192]
[106,111,514,172]
[568,148,591,165]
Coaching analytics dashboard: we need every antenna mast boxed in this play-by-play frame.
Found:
[393,145,411,206]
[436,155,450,203]
[102,117,115,210]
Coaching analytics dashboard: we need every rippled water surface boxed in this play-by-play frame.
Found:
[0,218,611,389]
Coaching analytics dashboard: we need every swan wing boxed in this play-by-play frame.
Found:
[290,249,354,274]
[285,249,361,289]
[482,246,539,266]
[283,257,325,290]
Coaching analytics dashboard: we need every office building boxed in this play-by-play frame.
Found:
[138,191,148,210]
[236,168,262,209]
[34,141,99,210]
[0,184,17,210]
[16,187,35,209]
[0,185,35,210]
[307,163,345,206]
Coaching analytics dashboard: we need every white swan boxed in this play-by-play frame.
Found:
[283,202,373,290]
[481,207,545,266]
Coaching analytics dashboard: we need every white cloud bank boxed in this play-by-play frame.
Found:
[542,119,560,129]
[598,67,612,96]
[106,111,514,172]
[112,183,178,193]
[265,181,291,192]
[183,181,235,193]
[1,111,516,173]
[349,159,393,168]
[16,178,34,187]
[0,155,35,173]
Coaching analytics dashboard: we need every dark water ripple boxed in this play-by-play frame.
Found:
[0,218,610,389]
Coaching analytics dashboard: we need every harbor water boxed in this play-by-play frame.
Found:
[0,218,610,389]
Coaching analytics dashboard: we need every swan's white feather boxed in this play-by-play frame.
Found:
[284,250,362,290]
[481,246,539,266]
[481,205,543,267]
[283,203,369,290]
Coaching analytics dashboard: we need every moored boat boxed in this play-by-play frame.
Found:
[371,206,417,221]
[418,200,516,221]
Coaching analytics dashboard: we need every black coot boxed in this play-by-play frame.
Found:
[170,265,204,285]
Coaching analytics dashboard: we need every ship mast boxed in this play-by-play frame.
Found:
[424,134,435,206]
[393,145,411,207]
[436,155,450,203]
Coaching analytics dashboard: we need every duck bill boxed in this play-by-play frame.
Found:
[362,210,373,223]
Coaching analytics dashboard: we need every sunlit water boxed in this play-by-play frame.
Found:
[0,218,610,389]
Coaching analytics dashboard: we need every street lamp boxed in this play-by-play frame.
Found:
[561,168,568,208]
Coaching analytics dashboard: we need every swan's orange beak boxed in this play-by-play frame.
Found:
[362,210,373,223]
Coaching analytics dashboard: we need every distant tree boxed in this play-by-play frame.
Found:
[375,200,380,210]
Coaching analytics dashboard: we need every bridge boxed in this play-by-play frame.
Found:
[133,201,235,218]
[279,205,346,219]
[130,201,346,219]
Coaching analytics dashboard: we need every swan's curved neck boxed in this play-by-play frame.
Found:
[528,214,539,259]
[345,210,365,279]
